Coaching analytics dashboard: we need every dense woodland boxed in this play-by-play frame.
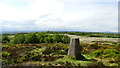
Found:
[1,31,120,67]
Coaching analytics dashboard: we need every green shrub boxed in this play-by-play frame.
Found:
[5,32,70,44]
[10,34,26,44]
[37,32,46,43]
[2,51,11,57]
[88,62,105,66]
[112,44,120,47]
[54,34,63,43]
[2,36,10,43]
[62,35,70,44]
[31,47,46,55]
[103,49,120,58]
[24,33,39,43]
[44,36,54,43]
[2,45,9,48]
[90,50,103,57]
[103,49,119,54]
[103,53,116,58]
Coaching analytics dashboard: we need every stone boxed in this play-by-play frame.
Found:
[68,38,85,60]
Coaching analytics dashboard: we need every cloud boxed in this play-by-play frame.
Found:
[1,0,118,32]
[60,0,119,2]
[0,0,64,21]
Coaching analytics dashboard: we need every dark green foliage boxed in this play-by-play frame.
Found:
[44,36,54,43]
[2,51,11,57]
[2,36,10,43]
[55,61,81,66]
[10,32,48,44]
[62,35,70,44]
[2,33,14,36]
[61,32,119,38]
[24,33,39,43]
[103,49,120,58]
[17,34,26,43]
[54,34,63,43]
[88,62,105,66]
[112,44,120,47]
[37,32,46,43]
[90,50,103,57]
[103,49,119,54]
[9,32,70,44]
[37,32,70,44]
[10,37,17,44]
[10,34,26,44]
[17,34,25,44]
[90,49,120,58]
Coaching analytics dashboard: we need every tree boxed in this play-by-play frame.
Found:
[44,35,54,43]
[17,34,26,44]
[37,32,46,43]
[54,34,63,43]
[2,36,10,43]
[62,35,70,44]
[10,37,18,44]
[24,33,39,43]
[10,34,26,44]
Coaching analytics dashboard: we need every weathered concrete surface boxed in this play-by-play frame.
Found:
[68,38,85,60]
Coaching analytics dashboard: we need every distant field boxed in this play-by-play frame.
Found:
[66,34,118,43]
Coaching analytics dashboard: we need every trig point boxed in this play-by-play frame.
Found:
[68,38,85,60]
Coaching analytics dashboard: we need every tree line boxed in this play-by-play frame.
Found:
[39,31,119,38]
[2,32,70,44]
[60,32,119,38]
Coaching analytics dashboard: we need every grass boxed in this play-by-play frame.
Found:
[14,55,91,66]
[55,55,91,66]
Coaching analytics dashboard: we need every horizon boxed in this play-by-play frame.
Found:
[1,0,119,32]
[2,30,118,34]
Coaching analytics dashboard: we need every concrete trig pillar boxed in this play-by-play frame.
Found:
[68,38,84,60]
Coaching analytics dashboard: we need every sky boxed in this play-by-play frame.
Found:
[0,0,119,32]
